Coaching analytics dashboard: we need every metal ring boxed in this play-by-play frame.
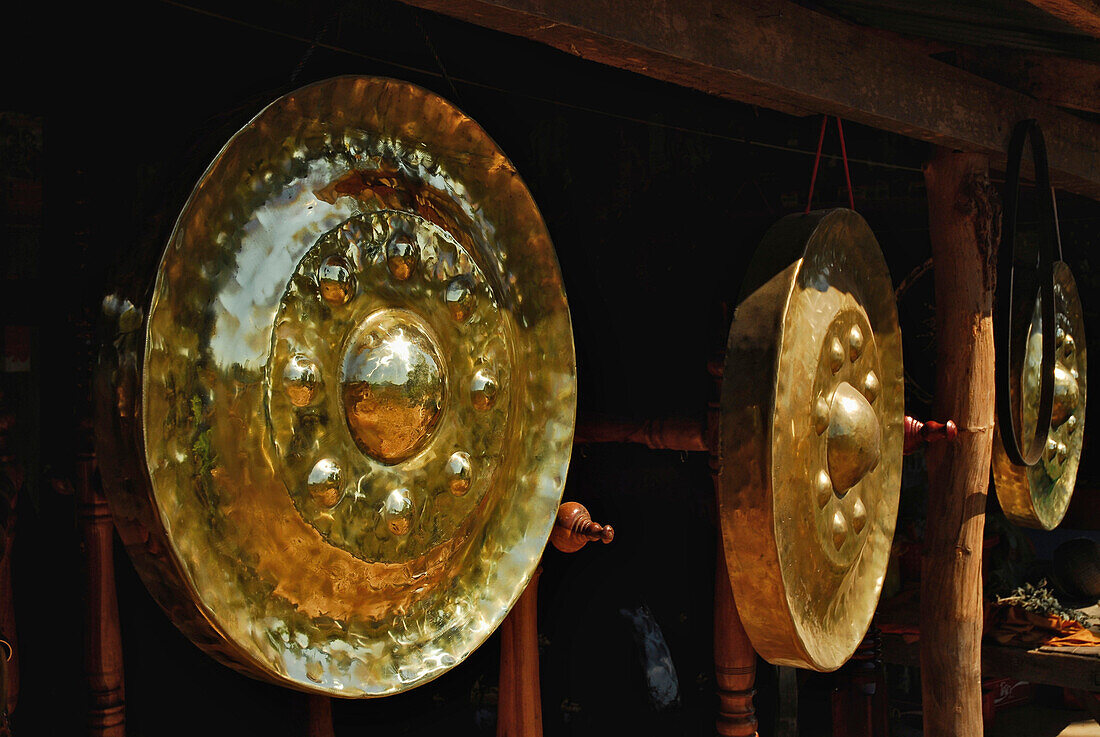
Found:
[996,119,1057,467]
[0,639,11,663]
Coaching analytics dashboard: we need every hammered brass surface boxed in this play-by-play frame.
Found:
[994,261,1086,530]
[718,209,902,672]
[94,76,576,696]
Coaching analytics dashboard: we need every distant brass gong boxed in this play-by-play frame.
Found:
[994,262,1087,529]
[94,77,576,696]
[718,209,902,672]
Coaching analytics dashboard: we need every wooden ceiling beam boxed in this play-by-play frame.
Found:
[862,27,1100,115]
[952,49,1100,115]
[398,0,1100,201]
[1020,0,1100,38]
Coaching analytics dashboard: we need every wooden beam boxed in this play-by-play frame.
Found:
[398,0,1100,201]
[865,27,1100,115]
[951,49,1100,115]
[1021,0,1100,37]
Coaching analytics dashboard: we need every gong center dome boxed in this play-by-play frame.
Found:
[340,310,445,464]
[826,381,882,495]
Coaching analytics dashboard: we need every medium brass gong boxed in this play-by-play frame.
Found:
[718,209,903,672]
[94,77,577,696]
[994,261,1087,529]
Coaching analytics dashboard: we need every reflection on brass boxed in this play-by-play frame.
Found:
[94,77,576,696]
[993,261,1086,530]
[718,210,902,672]
[339,310,445,464]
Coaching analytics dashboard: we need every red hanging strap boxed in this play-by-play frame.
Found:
[805,115,855,213]
[836,118,855,210]
[805,116,828,214]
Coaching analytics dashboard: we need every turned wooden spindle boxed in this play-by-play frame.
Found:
[709,338,757,737]
[576,409,964,462]
[549,501,615,554]
[77,458,125,737]
[715,551,758,737]
[573,416,709,452]
[903,416,958,455]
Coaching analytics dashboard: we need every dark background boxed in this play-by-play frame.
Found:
[2,1,1099,735]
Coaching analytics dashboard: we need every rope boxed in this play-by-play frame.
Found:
[805,115,855,213]
[412,9,462,104]
[162,2,929,173]
[837,118,855,210]
[1052,186,1065,261]
[289,4,343,87]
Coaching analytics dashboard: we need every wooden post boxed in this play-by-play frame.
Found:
[0,477,17,726]
[497,603,517,737]
[305,695,335,737]
[497,568,542,737]
[715,550,758,737]
[920,150,998,737]
[831,626,889,737]
[496,503,613,736]
[0,495,14,737]
[77,458,126,737]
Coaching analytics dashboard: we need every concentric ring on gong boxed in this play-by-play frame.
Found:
[718,209,902,672]
[94,76,576,696]
[266,209,514,560]
[994,261,1087,530]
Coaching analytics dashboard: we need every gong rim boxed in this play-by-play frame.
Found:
[95,76,576,696]
[718,209,903,672]
[993,261,1086,530]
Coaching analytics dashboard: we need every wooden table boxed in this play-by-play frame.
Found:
[881,633,1100,692]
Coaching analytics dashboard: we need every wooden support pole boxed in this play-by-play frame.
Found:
[497,568,542,737]
[305,695,335,737]
[714,550,758,737]
[497,605,517,737]
[0,477,17,726]
[831,626,888,737]
[0,507,14,737]
[77,458,125,737]
[920,150,999,737]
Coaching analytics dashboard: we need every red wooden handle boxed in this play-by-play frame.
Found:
[904,415,959,455]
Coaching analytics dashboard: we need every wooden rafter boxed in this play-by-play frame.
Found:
[1021,0,1100,38]
[952,49,1100,115]
[398,0,1100,201]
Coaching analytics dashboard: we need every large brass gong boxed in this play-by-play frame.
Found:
[718,209,903,672]
[94,77,576,696]
[994,262,1087,529]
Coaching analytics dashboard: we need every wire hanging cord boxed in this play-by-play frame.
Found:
[804,115,855,213]
[996,119,1059,467]
[289,3,344,86]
